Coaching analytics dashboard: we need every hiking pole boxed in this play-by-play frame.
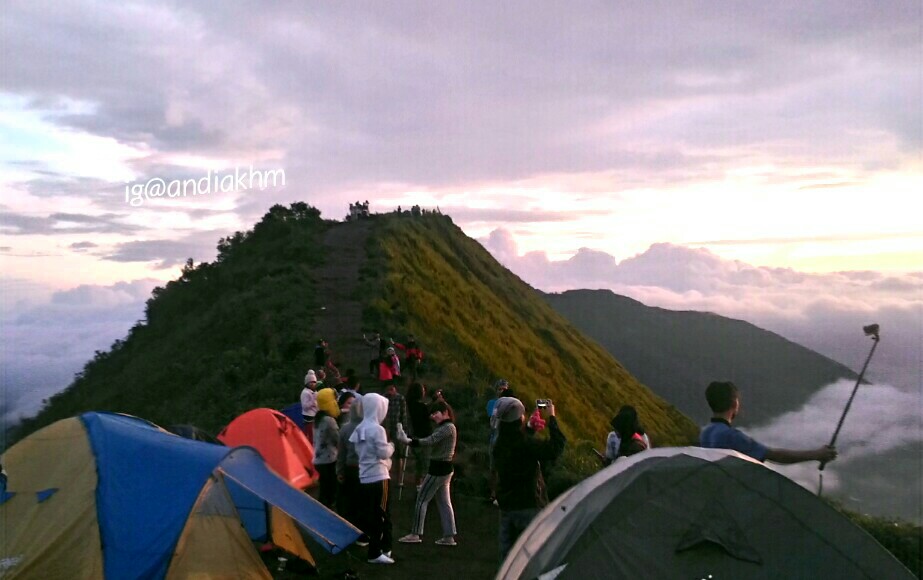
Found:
[818,324,880,495]
[397,441,410,500]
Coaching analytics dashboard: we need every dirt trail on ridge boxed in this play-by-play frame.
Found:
[307,220,376,378]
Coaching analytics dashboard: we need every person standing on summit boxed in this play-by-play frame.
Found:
[700,381,838,465]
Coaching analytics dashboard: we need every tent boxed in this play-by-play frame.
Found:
[280,402,304,430]
[0,412,360,579]
[166,424,221,444]
[217,408,317,489]
[498,447,914,580]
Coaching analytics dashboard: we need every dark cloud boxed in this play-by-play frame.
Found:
[2,0,919,199]
[0,211,140,236]
[69,241,99,251]
[100,230,222,269]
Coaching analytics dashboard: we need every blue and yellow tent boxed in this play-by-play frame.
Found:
[0,412,361,579]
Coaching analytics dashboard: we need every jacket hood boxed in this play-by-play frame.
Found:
[351,393,388,442]
[317,388,340,418]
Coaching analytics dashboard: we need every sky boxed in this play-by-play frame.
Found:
[1,1,921,516]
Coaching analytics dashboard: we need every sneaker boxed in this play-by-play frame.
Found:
[398,534,422,543]
[355,540,369,547]
[367,554,395,565]
[435,537,457,546]
[491,498,499,507]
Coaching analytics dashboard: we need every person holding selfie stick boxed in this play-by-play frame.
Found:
[494,397,566,560]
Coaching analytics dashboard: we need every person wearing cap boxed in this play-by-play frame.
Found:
[494,397,566,560]
[301,370,319,442]
[314,388,341,508]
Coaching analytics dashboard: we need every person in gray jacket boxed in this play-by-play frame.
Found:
[396,401,458,546]
[313,388,340,508]
[337,398,365,538]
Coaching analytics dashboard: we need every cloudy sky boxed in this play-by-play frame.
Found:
[1,0,921,498]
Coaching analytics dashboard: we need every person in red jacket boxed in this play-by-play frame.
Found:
[394,335,424,381]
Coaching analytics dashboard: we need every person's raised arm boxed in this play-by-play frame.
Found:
[766,446,837,465]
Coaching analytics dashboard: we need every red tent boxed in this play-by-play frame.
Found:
[218,408,318,489]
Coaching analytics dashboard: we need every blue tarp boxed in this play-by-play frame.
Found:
[220,449,361,554]
[280,402,304,429]
[82,413,230,580]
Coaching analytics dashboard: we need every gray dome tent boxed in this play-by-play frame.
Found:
[497,448,914,580]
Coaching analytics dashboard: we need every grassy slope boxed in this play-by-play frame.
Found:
[13,203,326,439]
[362,213,699,447]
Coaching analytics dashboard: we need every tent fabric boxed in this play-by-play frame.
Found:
[166,424,222,445]
[0,417,104,579]
[217,408,317,489]
[499,447,915,580]
[270,506,316,567]
[82,412,231,579]
[1,411,360,579]
[164,475,270,580]
[219,447,361,554]
[280,402,304,429]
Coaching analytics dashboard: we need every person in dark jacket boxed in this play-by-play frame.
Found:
[406,382,433,488]
[494,397,565,560]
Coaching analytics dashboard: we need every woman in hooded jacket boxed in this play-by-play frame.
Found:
[349,393,396,565]
[314,388,340,508]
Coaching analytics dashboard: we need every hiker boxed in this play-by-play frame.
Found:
[0,462,6,495]
[314,388,340,508]
[349,393,396,564]
[396,401,458,547]
[700,381,838,464]
[384,382,409,446]
[338,391,356,425]
[394,335,424,381]
[316,368,327,390]
[487,380,513,505]
[314,339,328,368]
[342,372,362,398]
[363,332,382,376]
[406,382,433,489]
[301,370,319,442]
[337,398,367,543]
[604,405,650,464]
[494,397,566,560]
[378,347,401,386]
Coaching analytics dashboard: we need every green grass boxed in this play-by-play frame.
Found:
[361,212,699,448]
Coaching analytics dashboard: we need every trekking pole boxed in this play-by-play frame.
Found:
[818,324,880,496]
[397,440,410,500]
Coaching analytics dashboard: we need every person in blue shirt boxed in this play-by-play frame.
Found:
[700,381,838,465]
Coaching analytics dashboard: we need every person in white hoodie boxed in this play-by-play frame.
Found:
[349,393,395,564]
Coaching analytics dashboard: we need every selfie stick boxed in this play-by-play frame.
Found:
[818,324,880,491]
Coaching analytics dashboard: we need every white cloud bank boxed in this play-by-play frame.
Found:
[0,279,158,433]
